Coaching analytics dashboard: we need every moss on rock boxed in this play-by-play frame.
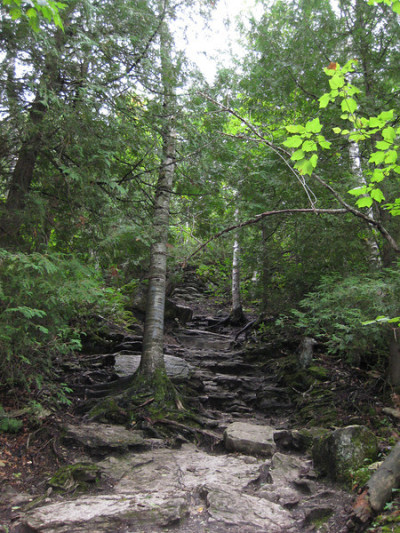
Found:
[49,463,101,492]
[312,425,378,487]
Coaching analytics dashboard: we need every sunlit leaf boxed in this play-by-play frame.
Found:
[291,149,305,161]
[305,118,322,133]
[370,188,385,203]
[319,93,330,108]
[283,136,303,148]
[348,186,367,196]
[302,140,317,152]
[369,151,385,165]
[356,196,373,208]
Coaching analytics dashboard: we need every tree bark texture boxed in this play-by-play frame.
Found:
[139,20,176,379]
[389,329,400,387]
[353,441,400,524]
[348,141,382,267]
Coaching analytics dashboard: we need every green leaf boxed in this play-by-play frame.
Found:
[376,140,391,150]
[319,140,332,149]
[319,93,331,108]
[305,118,322,133]
[369,117,384,128]
[348,186,367,196]
[302,140,317,152]
[369,151,386,165]
[26,7,37,18]
[291,149,305,161]
[286,125,305,134]
[310,154,318,168]
[371,169,385,183]
[10,6,21,19]
[329,74,345,90]
[332,127,342,134]
[295,159,314,176]
[382,127,396,143]
[385,150,398,164]
[356,196,373,208]
[283,136,303,148]
[378,109,394,122]
[341,98,357,114]
[370,188,385,202]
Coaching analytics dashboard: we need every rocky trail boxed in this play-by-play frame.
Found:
[2,275,370,532]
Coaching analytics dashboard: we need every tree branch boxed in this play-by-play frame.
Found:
[186,208,348,262]
[199,91,400,255]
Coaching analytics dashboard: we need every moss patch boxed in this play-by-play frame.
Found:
[48,463,101,493]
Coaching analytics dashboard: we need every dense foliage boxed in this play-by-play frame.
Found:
[0,0,400,402]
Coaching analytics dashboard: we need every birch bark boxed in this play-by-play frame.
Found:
[138,19,176,379]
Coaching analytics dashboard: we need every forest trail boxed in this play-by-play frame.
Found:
[9,274,354,533]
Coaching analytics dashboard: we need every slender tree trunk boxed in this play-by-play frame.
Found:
[139,122,176,377]
[230,206,246,325]
[348,141,382,267]
[138,18,176,379]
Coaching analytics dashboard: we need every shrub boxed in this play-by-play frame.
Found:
[0,250,125,395]
[290,266,400,365]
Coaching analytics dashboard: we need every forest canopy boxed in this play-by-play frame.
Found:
[0,0,400,399]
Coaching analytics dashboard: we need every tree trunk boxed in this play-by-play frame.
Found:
[389,328,400,387]
[139,122,176,377]
[230,207,246,325]
[352,441,400,525]
[137,18,176,380]
[0,28,65,248]
[348,141,382,267]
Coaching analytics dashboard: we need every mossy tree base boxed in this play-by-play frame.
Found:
[87,369,193,433]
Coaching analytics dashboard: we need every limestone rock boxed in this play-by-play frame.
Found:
[114,353,194,381]
[205,485,295,532]
[224,422,277,456]
[64,422,146,454]
[18,493,188,532]
[312,425,378,484]
[165,299,193,324]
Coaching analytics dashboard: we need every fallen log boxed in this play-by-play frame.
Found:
[352,441,400,525]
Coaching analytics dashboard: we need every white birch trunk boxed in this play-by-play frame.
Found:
[349,141,382,266]
[138,22,176,378]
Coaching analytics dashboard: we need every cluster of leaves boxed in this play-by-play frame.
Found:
[284,60,400,214]
[290,266,400,364]
[0,250,125,396]
[1,0,66,31]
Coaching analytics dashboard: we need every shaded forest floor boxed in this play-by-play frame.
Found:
[1,275,400,532]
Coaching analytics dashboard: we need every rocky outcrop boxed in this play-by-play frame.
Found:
[224,422,276,456]
[312,425,378,484]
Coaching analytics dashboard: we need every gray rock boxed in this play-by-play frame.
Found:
[64,423,146,453]
[165,299,193,323]
[312,425,378,483]
[224,422,277,456]
[19,493,188,532]
[114,353,194,381]
[205,485,295,532]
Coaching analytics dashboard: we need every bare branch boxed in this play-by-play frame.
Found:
[186,208,348,262]
[199,91,400,255]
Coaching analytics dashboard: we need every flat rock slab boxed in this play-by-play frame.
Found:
[114,353,193,380]
[64,423,147,453]
[224,421,277,456]
[18,443,300,532]
[18,493,188,532]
